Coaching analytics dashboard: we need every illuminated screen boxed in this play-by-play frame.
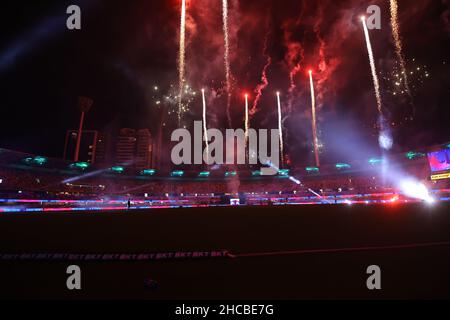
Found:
[427,149,450,172]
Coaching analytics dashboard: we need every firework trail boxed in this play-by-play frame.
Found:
[276,92,285,167]
[390,0,414,112]
[202,89,209,162]
[309,71,320,167]
[361,17,383,117]
[244,94,249,156]
[178,0,186,125]
[362,17,393,150]
[250,32,272,117]
[222,0,232,125]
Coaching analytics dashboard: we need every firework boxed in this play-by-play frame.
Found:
[276,92,285,167]
[178,0,186,125]
[362,17,393,150]
[287,64,301,113]
[308,71,320,168]
[202,89,209,162]
[361,17,383,117]
[383,61,430,98]
[251,32,272,116]
[390,0,413,109]
[244,93,249,156]
[222,0,232,125]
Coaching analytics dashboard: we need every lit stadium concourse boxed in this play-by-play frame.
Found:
[0,143,449,212]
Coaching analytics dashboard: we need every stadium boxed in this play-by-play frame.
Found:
[1,143,450,299]
[0,144,449,212]
[0,0,449,303]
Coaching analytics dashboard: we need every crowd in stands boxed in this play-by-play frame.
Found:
[0,147,445,200]
[1,164,441,201]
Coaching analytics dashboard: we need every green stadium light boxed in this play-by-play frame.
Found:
[446,143,450,149]
[171,170,184,177]
[305,167,320,173]
[111,166,125,173]
[23,156,48,166]
[141,169,156,176]
[34,156,48,165]
[405,151,426,160]
[368,158,383,165]
[335,163,351,170]
[252,170,262,176]
[198,171,210,177]
[225,171,237,177]
[278,169,290,176]
[70,162,90,170]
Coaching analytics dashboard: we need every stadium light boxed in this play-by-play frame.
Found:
[252,170,262,176]
[225,171,237,177]
[23,156,48,166]
[305,167,319,173]
[405,151,426,160]
[278,169,290,176]
[70,162,90,170]
[34,156,48,165]
[111,166,125,174]
[335,163,351,170]
[198,171,210,177]
[368,158,383,165]
[141,169,156,176]
[171,170,184,177]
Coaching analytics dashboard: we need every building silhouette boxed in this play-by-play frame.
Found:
[115,128,153,169]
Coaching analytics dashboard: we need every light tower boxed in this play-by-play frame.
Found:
[74,96,93,162]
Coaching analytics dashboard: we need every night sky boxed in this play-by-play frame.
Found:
[0,0,449,166]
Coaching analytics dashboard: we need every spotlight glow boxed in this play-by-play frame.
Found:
[379,131,393,150]
[399,179,434,203]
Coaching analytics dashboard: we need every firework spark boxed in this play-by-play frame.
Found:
[276,92,285,167]
[178,0,186,125]
[202,89,209,162]
[390,0,413,110]
[361,17,383,117]
[222,0,232,125]
[308,71,320,168]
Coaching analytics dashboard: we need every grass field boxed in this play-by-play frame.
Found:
[0,202,449,299]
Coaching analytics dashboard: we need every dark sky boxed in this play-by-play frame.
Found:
[0,0,449,165]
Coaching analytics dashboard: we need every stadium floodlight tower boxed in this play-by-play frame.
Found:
[74,96,93,162]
